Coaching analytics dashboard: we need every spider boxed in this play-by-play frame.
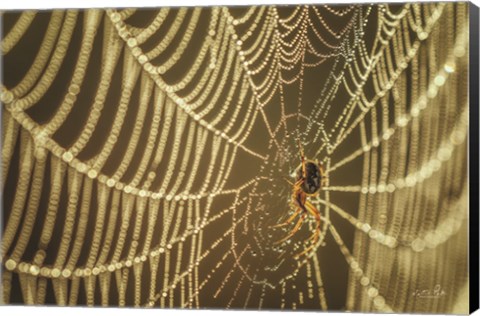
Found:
[273,140,327,258]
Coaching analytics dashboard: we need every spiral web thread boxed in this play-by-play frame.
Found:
[0,2,469,313]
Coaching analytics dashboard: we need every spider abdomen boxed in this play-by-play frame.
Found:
[296,161,322,195]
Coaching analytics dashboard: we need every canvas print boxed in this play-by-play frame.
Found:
[0,1,475,314]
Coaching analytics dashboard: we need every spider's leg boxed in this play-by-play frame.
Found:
[294,201,321,258]
[275,212,306,244]
[271,207,301,228]
[284,177,295,186]
[305,200,321,239]
[272,183,304,228]
[295,240,317,258]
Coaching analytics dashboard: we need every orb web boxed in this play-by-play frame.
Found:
[0,3,469,313]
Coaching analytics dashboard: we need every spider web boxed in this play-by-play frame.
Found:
[0,2,469,313]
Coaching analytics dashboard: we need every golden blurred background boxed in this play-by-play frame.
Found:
[1,2,470,313]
